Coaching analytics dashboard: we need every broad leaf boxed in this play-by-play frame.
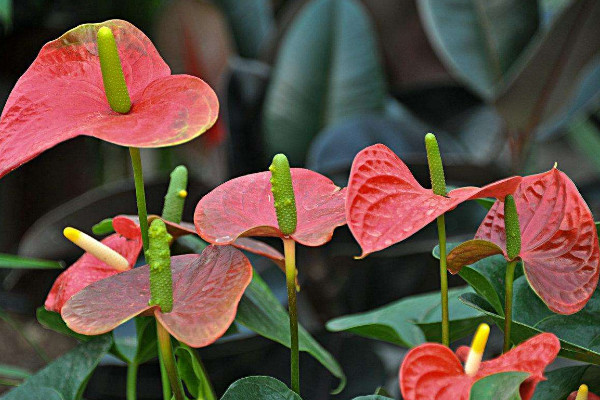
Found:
[0,19,218,179]
[326,286,485,347]
[417,0,538,99]
[445,239,504,274]
[346,144,521,257]
[469,371,530,400]
[566,115,600,173]
[62,247,252,348]
[36,307,90,342]
[0,335,112,400]
[262,0,386,164]
[195,169,346,247]
[112,317,157,364]
[175,343,215,400]
[236,271,346,393]
[221,376,301,400]
[530,365,588,400]
[0,253,63,269]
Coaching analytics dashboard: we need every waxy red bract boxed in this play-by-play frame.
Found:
[449,168,600,314]
[194,169,346,247]
[62,246,252,347]
[346,144,522,257]
[0,19,219,179]
[45,215,142,313]
[399,333,560,400]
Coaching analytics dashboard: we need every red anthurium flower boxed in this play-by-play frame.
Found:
[346,144,522,257]
[0,19,218,179]
[62,246,252,347]
[399,333,560,400]
[447,168,600,314]
[194,169,346,247]
[45,215,142,313]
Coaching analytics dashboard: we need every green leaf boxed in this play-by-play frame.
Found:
[417,0,538,99]
[326,286,485,347]
[175,343,215,400]
[566,115,600,173]
[0,335,112,400]
[0,0,11,32]
[475,197,495,210]
[14,387,63,400]
[92,218,114,235]
[212,0,274,58]
[36,307,90,342]
[0,253,63,269]
[262,0,386,165]
[112,317,157,364]
[221,376,301,400]
[236,271,346,393]
[530,365,588,400]
[0,365,30,380]
[374,387,392,397]
[469,371,529,400]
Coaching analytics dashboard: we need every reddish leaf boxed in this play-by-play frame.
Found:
[194,169,346,247]
[61,246,252,347]
[399,333,560,400]
[0,19,218,179]
[44,216,142,313]
[446,239,504,274]
[568,390,600,400]
[346,144,522,257]
[475,168,600,314]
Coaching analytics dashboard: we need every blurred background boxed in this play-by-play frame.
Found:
[1,0,600,398]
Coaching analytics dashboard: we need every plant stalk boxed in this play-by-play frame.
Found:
[156,321,185,400]
[126,361,138,400]
[283,238,300,394]
[129,147,150,253]
[504,260,518,353]
[157,344,171,400]
[436,215,450,347]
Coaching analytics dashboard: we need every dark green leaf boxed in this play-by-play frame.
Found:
[236,272,346,393]
[566,115,600,173]
[0,0,11,32]
[175,343,215,400]
[475,197,495,210]
[0,335,112,400]
[374,387,391,397]
[14,387,63,400]
[221,376,301,400]
[0,253,63,269]
[112,317,157,364]
[418,0,538,99]
[36,307,90,342]
[92,218,114,235]
[327,286,485,347]
[530,365,588,400]
[262,0,386,164]
[469,371,529,400]
[0,365,30,380]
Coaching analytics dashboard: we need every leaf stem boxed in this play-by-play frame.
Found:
[283,238,300,394]
[156,320,185,400]
[504,260,518,353]
[129,147,150,254]
[126,361,138,400]
[157,346,171,400]
[436,215,450,347]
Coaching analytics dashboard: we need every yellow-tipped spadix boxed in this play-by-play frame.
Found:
[63,227,130,271]
[576,384,589,400]
[464,323,490,376]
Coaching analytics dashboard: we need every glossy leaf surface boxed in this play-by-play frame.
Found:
[221,376,302,400]
[530,365,588,400]
[195,168,346,247]
[475,168,599,314]
[0,19,218,178]
[1,335,112,400]
[326,286,485,347]
[469,372,529,400]
[399,333,559,400]
[44,215,143,313]
[62,246,252,347]
[346,144,521,257]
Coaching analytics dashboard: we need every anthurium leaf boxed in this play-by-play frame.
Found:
[111,317,157,364]
[221,376,302,400]
[326,286,485,347]
[0,253,63,269]
[417,0,538,99]
[262,0,386,164]
[0,365,30,379]
[374,387,391,397]
[36,307,90,342]
[469,371,530,400]
[475,197,495,210]
[236,271,346,393]
[175,343,214,400]
[566,115,600,173]
[13,387,63,400]
[446,239,504,274]
[530,365,588,400]
[92,218,114,235]
[0,335,112,400]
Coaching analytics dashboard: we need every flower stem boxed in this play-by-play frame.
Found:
[156,320,185,400]
[436,215,450,347]
[128,147,149,253]
[157,345,171,400]
[126,361,138,400]
[283,238,300,394]
[504,260,518,353]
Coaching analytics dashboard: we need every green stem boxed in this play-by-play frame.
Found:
[436,215,449,347]
[283,238,300,394]
[183,344,216,400]
[126,362,138,400]
[129,147,150,253]
[157,344,171,400]
[156,321,185,400]
[504,260,518,353]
